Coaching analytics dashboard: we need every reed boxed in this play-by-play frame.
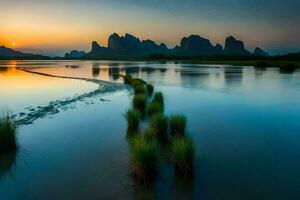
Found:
[0,109,17,153]
[150,113,168,139]
[146,101,163,117]
[171,137,194,177]
[125,109,140,134]
[133,94,147,114]
[153,92,164,109]
[147,84,154,96]
[170,115,187,137]
[130,135,159,184]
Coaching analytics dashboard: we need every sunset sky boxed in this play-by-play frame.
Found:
[0,0,299,56]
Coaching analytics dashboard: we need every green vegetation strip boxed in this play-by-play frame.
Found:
[123,74,195,185]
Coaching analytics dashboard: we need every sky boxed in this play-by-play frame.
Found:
[0,0,299,56]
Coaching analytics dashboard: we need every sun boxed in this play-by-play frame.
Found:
[11,42,16,47]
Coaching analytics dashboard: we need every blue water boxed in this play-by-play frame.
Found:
[0,61,300,199]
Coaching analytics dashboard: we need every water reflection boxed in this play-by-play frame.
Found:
[109,67,121,81]
[279,66,296,74]
[0,151,17,180]
[171,176,194,199]
[0,67,8,72]
[224,67,243,86]
[92,64,100,78]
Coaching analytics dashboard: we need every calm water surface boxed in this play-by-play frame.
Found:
[0,60,300,200]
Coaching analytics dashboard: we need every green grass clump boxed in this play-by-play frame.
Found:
[143,128,156,141]
[172,137,194,177]
[0,109,17,153]
[170,115,187,137]
[150,114,168,139]
[125,109,140,134]
[147,84,154,96]
[153,92,164,109]
[133,94,147,114]
[134,84,147,95]
[146,101,163,117]
[124,74,133,84]
[131,79,144,88]
[130,135,159,183]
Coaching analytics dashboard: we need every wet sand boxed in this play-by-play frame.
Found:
[14,67,127,125]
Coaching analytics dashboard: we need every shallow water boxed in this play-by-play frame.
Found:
[0,60,300,200]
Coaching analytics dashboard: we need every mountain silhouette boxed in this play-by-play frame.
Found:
[0,46,48,59]
[65,50,86,59]
[224,36,252,56]
[178,35,223,56]
[253,47,269,57]
[68,33,269,59]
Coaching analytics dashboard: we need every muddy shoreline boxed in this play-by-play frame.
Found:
[14,68,127,125]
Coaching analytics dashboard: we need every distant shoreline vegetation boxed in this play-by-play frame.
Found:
[1,56,299,69]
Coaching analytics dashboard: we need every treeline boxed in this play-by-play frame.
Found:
[147,53,300,61]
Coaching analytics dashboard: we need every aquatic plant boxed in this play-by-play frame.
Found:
[124,74,133,85]
[170,115,187,137]
[133,94,147,114]
[131,78,144,88]
[130,135,159,184]
[146,101,163,117]
[134,84,147,95]
[125,109,140,134]
[171,137,194,177]
[0,109,17,153]
[153,92,164,109]
[147,84,154,96]
[150,113,168,139]
[144,128,156,141]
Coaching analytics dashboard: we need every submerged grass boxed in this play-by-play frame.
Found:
[150,113,168,139]
[147,84,154,96]
[146,101,163,117]
[130,135,160,184]
[171,137,194,177]
[125,109,140,134]
[0,108,17,153]
[124,74,133,85]
[133,94,147,114]
[134,84,147,95]
[124,76,195,183]
[170,115,187,137]
[153,92,164,109]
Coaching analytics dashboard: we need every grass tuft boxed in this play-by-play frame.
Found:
[130,135,159,184]
[143,128,156,141]
[170,115,187,137]
[0,108,17,153]
[125,109,140,134]
[146,101,163,117]
[171,137,194,177]
[134,84,147,95]
[153,92,164,109]
[147,84,154,96]
[133,94,147,114]
[150,113,168,139]
[124,75,133,85]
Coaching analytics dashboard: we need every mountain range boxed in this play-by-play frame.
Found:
[0,33,272,59]
[0,46,48,59]
[66,33,270,59]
